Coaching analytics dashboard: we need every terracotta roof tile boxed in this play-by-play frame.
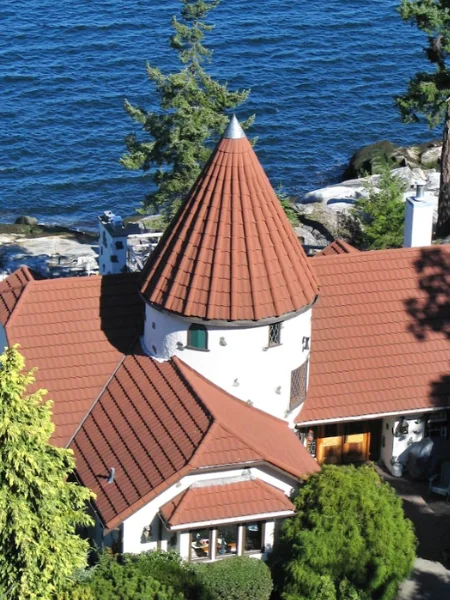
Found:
[72,353,318,529]
[160,479,295,527]
[297,245,450,424]
[4,273,144,446]
[0,266,35,326]
[316,239,360,256]
[140,120,318,322]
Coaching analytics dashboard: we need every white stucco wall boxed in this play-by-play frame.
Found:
[380,415,425,474]
[98,223,127,275]
[121,465,297,556]
[143,304,312,420]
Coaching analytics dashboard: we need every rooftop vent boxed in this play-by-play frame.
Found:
[107,467,116,484]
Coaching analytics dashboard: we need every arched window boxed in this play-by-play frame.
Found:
[187,324,208,350]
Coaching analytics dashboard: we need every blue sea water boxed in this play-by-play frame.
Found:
[0,0,435,229]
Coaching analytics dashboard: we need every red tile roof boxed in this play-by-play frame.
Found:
[0,266,35,326]
[140,118,319,322]
[160,479,295,527]
[317,239,360,256]
[4,273,144,446]
[297,245,450,425]
[178,360,320,479]
[72,353,318,530]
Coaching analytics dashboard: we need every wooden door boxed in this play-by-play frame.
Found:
[341,422,370,463]
[316,435,343,464]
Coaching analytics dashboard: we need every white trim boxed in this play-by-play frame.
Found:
[166,510,294,531]
[296,405,450,428]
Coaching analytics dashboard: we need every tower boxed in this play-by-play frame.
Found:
[140,116,319,420]
[98,211,140,275]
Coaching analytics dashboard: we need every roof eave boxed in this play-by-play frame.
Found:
[143,293,319,328]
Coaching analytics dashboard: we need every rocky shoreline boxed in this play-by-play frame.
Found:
[0,139,443,278]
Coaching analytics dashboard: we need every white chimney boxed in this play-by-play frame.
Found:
[403,181,434,248]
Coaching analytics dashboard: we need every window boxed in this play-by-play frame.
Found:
[268,322,282,347]
[217,524,238,556]
[115,241,124,250]
[111,255,118,263]
[187,324,208,350]
[244,522,264,553]
[290,361,308,410]
[190,528,211,561]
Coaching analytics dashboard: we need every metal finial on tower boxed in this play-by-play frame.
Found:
[223,114,245,139]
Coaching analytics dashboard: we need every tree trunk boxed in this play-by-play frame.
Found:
[437,100,450,238]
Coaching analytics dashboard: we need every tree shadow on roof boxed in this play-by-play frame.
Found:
[405,246,450,407]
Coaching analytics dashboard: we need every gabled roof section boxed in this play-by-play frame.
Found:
[160,479,295,528]
[71,354,213,529]
[0,266,35,326]
[4,272,144,446]
[317,239,360,257]
[176,358,320,479]
[72,353,319,530]
[297,245,450,425]
[140,117,319,323]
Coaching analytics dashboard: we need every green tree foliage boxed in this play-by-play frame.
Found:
[73,553,183,600]
[194,555,273,600]
[121,0,252,222]
[396,0,450,237]
[124,550,204,600]
[0,346,94,600]
[276,186,299,226]
[345,159,406,249]
[272,464,416,600]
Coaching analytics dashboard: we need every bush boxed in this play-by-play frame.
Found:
[126,550,204,600]
[272,464,416,600]
[73,552,183,600]
[194,555,273,600]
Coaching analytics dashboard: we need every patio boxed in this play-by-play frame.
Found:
[375,465,450,599]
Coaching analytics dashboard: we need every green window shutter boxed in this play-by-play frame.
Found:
[188,324,207,350]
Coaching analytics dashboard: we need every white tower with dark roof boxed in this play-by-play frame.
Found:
[141,116,319,421]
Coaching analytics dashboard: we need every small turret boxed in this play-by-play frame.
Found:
[98,211,140,275]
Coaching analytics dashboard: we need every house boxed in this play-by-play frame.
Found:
[2,115,449,558]
[295,192,450,471]
[0,116,320,562]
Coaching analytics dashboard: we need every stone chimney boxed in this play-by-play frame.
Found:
[403,181,434,248]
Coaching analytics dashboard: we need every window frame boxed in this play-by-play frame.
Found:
[189,528,212,562]
[187,324,208,351]
[289,360,308,411]
[268,322,282,348]
[243,521,265,554]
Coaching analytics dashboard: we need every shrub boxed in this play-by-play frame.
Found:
[76,552,183,600]
[126,550,204,600]
[272,464,416,600]
[194,555,273,600]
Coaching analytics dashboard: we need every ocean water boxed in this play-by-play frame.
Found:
[0,0,434,229]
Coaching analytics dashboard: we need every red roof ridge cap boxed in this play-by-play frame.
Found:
[172,356,292,426]
[216,420,304,480]
[5,278,34,329]
[103,464,193,532]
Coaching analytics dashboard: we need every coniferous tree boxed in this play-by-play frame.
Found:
[121,0,253,222]
[272,464,416,600]
[396,0,450,237]
[347,158,406,249]
[0,346,94,600]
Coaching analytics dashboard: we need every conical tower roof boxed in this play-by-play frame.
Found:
[140,116,319,323]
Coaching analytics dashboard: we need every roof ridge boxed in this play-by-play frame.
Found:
[67,352,129,449]
[173,357,294,427]
[5,278,34,328]
[169,486,191,522]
